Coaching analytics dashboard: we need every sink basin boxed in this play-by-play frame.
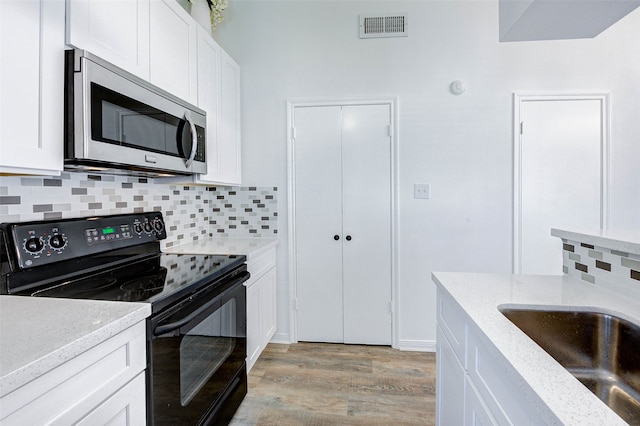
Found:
[499,307,640,424]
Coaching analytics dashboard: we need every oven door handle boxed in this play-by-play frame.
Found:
[154,296,221,336]
[153,273,249,336]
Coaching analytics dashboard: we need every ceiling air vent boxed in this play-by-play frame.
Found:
[359,14,408,39]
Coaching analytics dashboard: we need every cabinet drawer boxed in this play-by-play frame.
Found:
[247,247,276,283]
[76,372,146,426]
[437,290,467,367]
[1,322,146,425]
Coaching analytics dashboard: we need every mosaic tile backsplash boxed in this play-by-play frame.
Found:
[0,172,277,249]
[561,238,640,301]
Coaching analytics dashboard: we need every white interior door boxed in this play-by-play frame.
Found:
[342,105,392,345]
[293,103,392,345]
[294,106,344,342]
[516,96,607,274]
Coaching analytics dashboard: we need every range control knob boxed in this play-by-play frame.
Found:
[49,234,67,250]
[143,222,153,233]
[134,223,143,234]
[24,237,44,254]
[153,219,164,233]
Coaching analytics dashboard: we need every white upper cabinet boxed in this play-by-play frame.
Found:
[0,0,65,175]
[177,27,242,186]
[217,50,242,185]
[149,0,198,105]
[194,26,221,182]
[66,0,150,79]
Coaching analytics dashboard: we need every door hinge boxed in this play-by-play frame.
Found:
[293,297,298,310]
[388,301,393,314]
[387,125,392,137]
[291,126,296,139]
[520,121,524,135]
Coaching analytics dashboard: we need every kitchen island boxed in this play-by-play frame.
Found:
[0,296,150,424]
[433,272,639,425]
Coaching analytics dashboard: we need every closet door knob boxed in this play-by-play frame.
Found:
[334,235,340,241]
[346,235,352,241]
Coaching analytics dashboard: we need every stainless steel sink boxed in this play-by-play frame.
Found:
[499,307,640,424]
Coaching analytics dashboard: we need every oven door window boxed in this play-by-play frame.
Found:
[90,82,193,159]
[150,282,246,425]
[180,299,236,406]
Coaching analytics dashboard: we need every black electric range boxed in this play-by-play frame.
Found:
[0,212,250,425]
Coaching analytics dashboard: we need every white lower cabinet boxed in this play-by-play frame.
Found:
[436,289,543,425]
[0,322,147,426]
[436,326,465,426]
[245,247,277,372]
[76,372,146,426]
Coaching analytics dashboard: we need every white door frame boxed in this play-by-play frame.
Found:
[287,97,399,348]
[513,93,610,273]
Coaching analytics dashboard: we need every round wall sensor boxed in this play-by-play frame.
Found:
[449,80,467,95]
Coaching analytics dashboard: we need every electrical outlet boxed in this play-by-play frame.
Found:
[414,184,431,199]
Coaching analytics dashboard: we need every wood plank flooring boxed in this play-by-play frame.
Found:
[229,342,436,425]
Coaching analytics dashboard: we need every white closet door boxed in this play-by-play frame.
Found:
[294,106,344,342]
[342,105,392,345]
[520,99,603,274]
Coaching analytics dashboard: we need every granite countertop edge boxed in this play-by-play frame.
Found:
[0,297,151,397]
[551,228,640,256]
[432,271,640,426]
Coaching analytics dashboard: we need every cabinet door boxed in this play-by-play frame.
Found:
[342,104,392,345]
[149,0,197,105]
[194,28,220,182]
[260,267,277,345]
[216,50,242,184]
[436,326,466,426]
[246,280,261,372]
[465,377,498,426]
[66,0,150,79]
[0,0,64,175]
[294,106,344,343]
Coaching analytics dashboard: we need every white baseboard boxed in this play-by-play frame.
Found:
[398,339,436,352]
[269,331,291,344]
[266,334,435,352]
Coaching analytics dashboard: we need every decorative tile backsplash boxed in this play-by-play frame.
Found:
[561,239,640,301]
[0,172,277,249]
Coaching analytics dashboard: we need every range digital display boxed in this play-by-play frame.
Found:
[102,226,116,235]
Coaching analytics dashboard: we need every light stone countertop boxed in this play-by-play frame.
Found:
[0,296,150,397]
[164,237,279,258]
[551,228,640,256]
[432,272,640,425]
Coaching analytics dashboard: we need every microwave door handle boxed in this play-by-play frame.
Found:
[183,110,198,168]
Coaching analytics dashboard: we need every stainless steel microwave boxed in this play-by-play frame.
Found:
[64,49,206,176]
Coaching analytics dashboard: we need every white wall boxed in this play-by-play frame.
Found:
[212,0,640,348]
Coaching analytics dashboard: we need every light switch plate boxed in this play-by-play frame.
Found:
[414,184,430,199]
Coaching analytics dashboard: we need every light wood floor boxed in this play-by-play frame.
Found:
[229,342,436,425]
